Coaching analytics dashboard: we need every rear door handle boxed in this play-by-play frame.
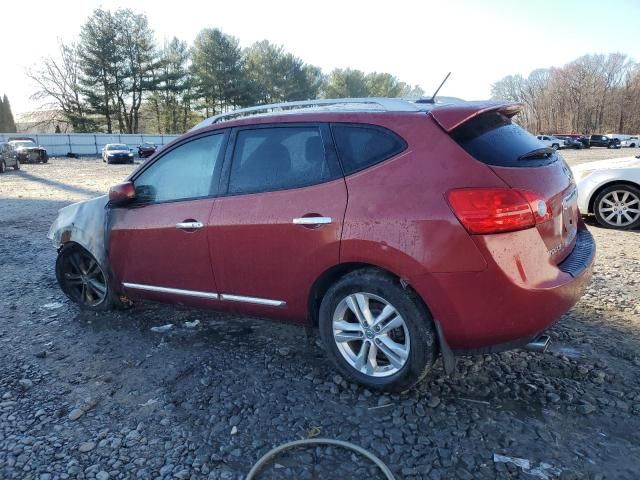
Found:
[292,216,332,225]
[175,221,204,230]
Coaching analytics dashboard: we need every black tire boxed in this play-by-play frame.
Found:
[55,243,122,311]
[13,159,20,170]
[552,143,559,150]
[593,184,640,230]
[0,160,5,173]
[319,269,437,392]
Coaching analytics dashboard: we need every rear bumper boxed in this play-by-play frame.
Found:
[409,226,595,352]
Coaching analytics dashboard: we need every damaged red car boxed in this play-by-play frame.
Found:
[48,98,595,391]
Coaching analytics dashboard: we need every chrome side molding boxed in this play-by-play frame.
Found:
[122,283,286,307]
[123,282,218,299]
[219,294,286,307]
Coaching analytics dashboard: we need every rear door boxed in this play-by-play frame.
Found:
[208,123,347,321]
[109,131,228,305]
[449,110,578,264]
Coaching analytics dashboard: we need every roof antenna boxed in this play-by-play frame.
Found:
[416,72,451,104]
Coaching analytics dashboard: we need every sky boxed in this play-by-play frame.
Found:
[2,0,639,114]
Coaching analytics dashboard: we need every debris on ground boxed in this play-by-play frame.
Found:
[493,454,562,479]
[184,319,200,328]
[150,324,174,333]
[42,302,64,310]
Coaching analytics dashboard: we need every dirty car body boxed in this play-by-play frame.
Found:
[48,97,596,391]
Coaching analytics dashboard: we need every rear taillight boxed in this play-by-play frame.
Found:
[447,188,550,234]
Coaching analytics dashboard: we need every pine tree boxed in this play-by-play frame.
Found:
[191,28,247,116]
[0,94,17,132]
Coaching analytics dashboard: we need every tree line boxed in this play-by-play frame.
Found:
[29,8,424,135]
[491,53,640,135]
[0,94,17,133]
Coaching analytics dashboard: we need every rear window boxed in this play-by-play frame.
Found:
[331,124,406,175]
[451,111,557,167]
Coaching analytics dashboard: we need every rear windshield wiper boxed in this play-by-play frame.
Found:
[518,147,555,161]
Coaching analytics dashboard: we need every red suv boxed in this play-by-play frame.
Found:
[48,98,595,391]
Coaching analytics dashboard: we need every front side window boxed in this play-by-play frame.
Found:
[331,124,407,175]
[228,126,330,195]
[134,133,224,203]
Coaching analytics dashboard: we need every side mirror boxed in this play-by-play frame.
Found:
[109,181,136,205]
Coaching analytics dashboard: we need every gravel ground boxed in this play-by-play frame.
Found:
[1,150,639,480]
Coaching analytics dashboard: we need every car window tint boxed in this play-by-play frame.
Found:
[228,127,329,194]
[331,124,406,175]
[134,134,224,203]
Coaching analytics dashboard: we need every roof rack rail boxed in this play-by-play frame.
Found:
[190,97,427,131]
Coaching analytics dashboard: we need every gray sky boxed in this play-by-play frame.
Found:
[2,0,639,114]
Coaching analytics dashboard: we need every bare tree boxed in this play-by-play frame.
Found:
[27,41,95,132]
[492,53,639,134]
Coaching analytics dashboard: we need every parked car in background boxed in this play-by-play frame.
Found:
[572,155,640,229]
[7,137,49,163]
[0,142,20,173]
[137,142,157,158]
[554,134,591,148]
[620,136,638,148]
[102,144,135,164]
[555,135,583,149]
[48,98,595,391]
[589,134,621,149]
[536,134,564,150]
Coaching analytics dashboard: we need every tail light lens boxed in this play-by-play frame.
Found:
[447,188,550,234]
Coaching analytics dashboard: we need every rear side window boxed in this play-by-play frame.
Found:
[331,124,406,175]
[451,111,557,167]
[228,126,330,195]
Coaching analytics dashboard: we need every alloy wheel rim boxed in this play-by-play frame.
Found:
[598,190,640,227]
[60,250,107,306]
[332,292,410,378]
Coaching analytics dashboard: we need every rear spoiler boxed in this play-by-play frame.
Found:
[429,101,523,133]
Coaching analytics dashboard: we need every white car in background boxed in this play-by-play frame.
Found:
[536,134,564,150]
[572,156,640,229]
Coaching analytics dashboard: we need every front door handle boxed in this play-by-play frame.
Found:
[292,216,332,225]
[175,221,204,230]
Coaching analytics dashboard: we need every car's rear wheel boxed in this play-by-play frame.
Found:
[56,243,118,310]
[319,269,437,392]
[594,184,640,230]
[0,160,5,173]
[552,143,559,150]
[13,159,20,170]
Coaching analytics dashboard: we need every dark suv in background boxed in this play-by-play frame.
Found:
[589,134,621,149]
[0,142,20,173]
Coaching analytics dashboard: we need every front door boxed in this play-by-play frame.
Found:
[109,132,228,306]
[208,124,347,321]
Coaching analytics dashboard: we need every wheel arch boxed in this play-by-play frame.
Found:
[587,179,640,213]
[307,262,435,327]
